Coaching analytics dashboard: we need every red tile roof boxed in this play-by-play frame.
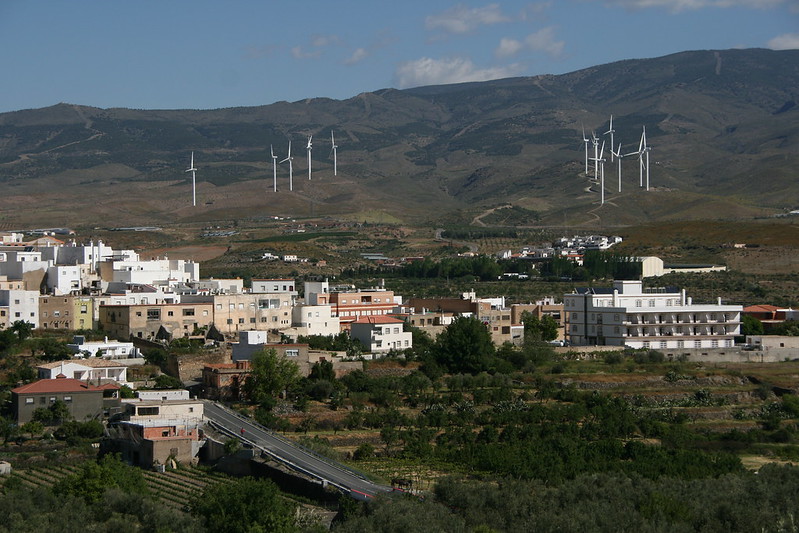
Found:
[351,316,404,325]
[11,378,105,394]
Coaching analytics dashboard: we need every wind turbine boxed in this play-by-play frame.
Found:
[280,140,294,192]
[270,144,278,192]
[625,127,648,190]
[597,141,606,205]
[604,115,615,162]
[591,131,600,180]
[612,142,624,192]
[185,151,197,207]
[330,130,338,176]
[642,127,651,191]
[306,135,313,180]
[581,125,590,175]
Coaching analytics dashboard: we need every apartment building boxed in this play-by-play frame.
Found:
[99,302,214,340]
[350,316,413,354]
[564,280,741,349]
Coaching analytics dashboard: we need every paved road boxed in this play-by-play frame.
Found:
[203,401,392,500]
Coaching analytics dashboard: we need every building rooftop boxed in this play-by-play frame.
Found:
[352,316,405,325]
[12,378,108,394]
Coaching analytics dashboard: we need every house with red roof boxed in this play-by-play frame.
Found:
[11,377,120,423]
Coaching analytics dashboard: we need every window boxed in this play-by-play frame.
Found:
[226,319,233,325]
[250,318,256,323]
[238,318,244,324]
[183,308,195,316]
[167,311,174,317]
[635,300,642,307]
[203,310,209,316]
[63,396,72,402]
[285,349,299,357]
[80,305,88,313]
[136,311,142,317]
[649,299,656,307]
[660,341,667,349]
[25,398,33,404]
[147,309,160,320]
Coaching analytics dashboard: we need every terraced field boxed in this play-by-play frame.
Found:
[6,462,231,511]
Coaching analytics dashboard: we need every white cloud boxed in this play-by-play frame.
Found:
[768,33,799,50]
[395,57,523,88]
[345,48,369,65]
[524,27,564,57]
[495,27,565,59]
[496,37,524,58]
[291,46,320,59]
[425,4,510,34]
[601,0,785,12]
[520,1,553,20]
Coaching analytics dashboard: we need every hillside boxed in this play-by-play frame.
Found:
[0,48,797,229]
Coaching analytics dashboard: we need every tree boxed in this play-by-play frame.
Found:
[741,314,764,336]
[53,454,150,504]
[10,320,33,341]
[191,476,297,533]
[521,311,559,343]
[242,348,300,409]
[433,316,496,374]
[309,360,336,382]
[153,373,184,389]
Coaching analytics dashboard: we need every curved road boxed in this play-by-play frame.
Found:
[203,401,392,501]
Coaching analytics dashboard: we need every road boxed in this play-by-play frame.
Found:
[203,401,392,501]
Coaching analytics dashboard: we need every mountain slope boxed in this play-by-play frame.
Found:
[0,48,797,228]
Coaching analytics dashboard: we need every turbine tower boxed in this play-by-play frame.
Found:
[330,130,338,176]
[280,140,294,192]
[604,115,615,162]
[642,127,651,191]
[270,144,278,192]
[306,135,313,180]
[591,131,600,180]
[581,125,589,175]
[185,151,197,207]
[598,141,606,205]
[612,142,624,192]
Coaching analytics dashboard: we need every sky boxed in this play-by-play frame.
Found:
[1,1,797,113]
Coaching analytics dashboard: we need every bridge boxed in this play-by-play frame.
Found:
[203,400,393,501]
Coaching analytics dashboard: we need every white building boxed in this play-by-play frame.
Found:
[0,289,40,328]
[67,335,139,359]
[37,359,129,385]
[100,259,199,287]
[564,280,741,349]
[136,389,191,401]
[350,316,412,354]
[291,304,340,337]
[195,278,244,294]
[252,278,297,296]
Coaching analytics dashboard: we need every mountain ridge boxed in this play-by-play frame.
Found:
[0,48,797,228]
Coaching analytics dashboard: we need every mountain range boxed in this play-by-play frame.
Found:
[0,48,797,229]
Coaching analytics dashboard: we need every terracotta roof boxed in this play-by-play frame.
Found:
[351,316,405,325]
[11,378,105,394]
[743,304,781,313]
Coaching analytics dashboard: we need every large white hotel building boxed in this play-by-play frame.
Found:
[564,280,741,349]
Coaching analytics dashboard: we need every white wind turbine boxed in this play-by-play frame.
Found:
[270,144,278,192]
[591,131,600,180]
[597,141,606,205]
[612,142,624,192]
[581,125,590,175]
[280,140,294,192]
[306,135,313,180]
[186,151,197,207]
[642,127,651,191]
[604,115,615,162]
[330,130,338,176]
[625,126,651,190]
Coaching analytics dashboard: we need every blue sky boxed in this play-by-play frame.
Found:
[1,1,796,113]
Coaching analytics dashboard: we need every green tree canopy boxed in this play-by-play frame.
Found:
[741,314,764,336]
[521,311,559,343]
[53,454,150,504]
[242,348,300,409]
[191,476,297,533]
[433,316,496,374]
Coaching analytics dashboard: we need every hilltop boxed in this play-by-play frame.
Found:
[0,48,797,230]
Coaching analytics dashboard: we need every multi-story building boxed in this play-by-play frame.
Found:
[290,304,340,337]
[11,377,119,423]
[252,278,297,297]
[350,316,413,354]
[36,359,129,386]
[98,302,214,340]
[39,295,94,330]
[0,289,40,329]
[564,280,741,349]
